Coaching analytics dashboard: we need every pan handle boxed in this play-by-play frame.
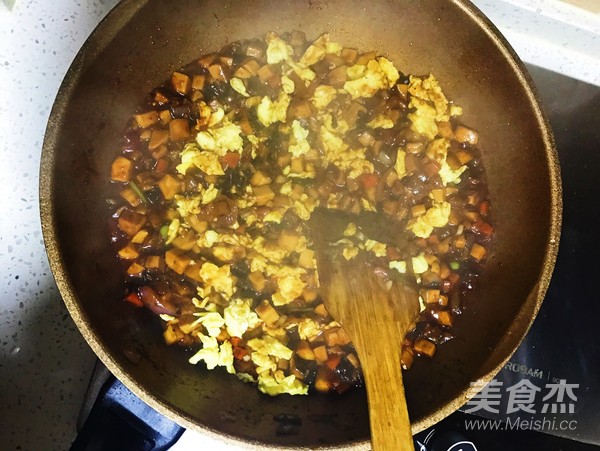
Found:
[70,375,184,451]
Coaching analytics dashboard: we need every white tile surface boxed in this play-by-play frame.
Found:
[0,1,598,450]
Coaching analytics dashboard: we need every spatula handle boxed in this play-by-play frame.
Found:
[357,325,414,451]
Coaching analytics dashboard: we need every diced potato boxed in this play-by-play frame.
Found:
[255,299,279,325]
[296,341,315,361]
[253,184,275,206]
[159,110,171,124]
[171,71,191,95]
[302,288,318,302]
[169,118,190,142]
[154,91,169,104]
[328,66,347,88]
[172,230,197,251]
[430,188,446,203]
[298,249,315,269]
[313,345,328,363]
[278,230,300,251]
[249,271,267,292]
[131,229,149,244]
[454,125,479,145]
[198,54,215,67]
[118,210,146,237]
[411,204,426,217]
[118,245,139,260]
[421,289,441,304]
[355,51,377,65]
[120,187,141,207]
[127,262,145,276]
[165,249,192,274]
[151,144,168,160]
[401,348,415,370]
[433,309,453,327]
[148,129,169,150]
[157,174,182,200]
[290,30,306,48]
[145,255,163,270]
[234,60,260,79]
[257,64,277,82]
[250,170,272,186]
[414,338,436,357]
[454,234,466,249]
[470,243,487,261]
[314,367,331,392]
[208,64,227,81]
[220,56,233,67]
[289,101,312,118]
[192,75,206,91]
[314,303,328,317]
[111,156,133,182]
[134,111,159,128]
[437,121,454,139]
[455,149,473,165]
[163,324,183,345]
[184,263,203,282]
[340,47,358,64]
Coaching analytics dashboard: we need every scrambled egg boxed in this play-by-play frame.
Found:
[367,114,394,129]
[300,33,341,67]
[198,262,235,298]
[410,201,452,238]
[256,91,291,127]
[224,299,260,338]
[266,32,293,64]
[189,333,235,374]
[395,149,407,179]
[177,143,225,176]
[312,85,337,110]
[271,266,307,306]
[425,138,467,185]
[389,260,407,274]
[407,74,462,139]
[411,253,429,274]
[196,120,243,155]
[288,120,310,157]
[343,58,400,99]
[229,77,249,97]
[364,239,387,257]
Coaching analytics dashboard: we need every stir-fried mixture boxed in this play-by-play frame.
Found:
[109,32,493,396]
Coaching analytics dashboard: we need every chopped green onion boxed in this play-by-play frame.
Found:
[160,225,169,239]
[450,261,460,271]
[129,180,148,205]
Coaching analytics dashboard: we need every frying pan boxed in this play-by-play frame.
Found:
[40,0,561,448]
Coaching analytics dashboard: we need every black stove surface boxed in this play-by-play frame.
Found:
[76,66,600,451]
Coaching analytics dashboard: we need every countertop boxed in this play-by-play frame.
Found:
[0,1,598,450]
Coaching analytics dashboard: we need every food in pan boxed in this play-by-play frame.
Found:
[108,31,493,396]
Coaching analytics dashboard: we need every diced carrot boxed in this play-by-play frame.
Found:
[471,219,494,238]
[124,292,143,307]
[326,354,342,370]
[233,346,248,360]
[479,201,490,216]
[359,173,379,189]
[220,152,240,169]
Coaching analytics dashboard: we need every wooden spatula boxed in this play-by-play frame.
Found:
[311,210,419,451]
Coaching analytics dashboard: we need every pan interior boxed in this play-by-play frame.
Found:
[40,0,560,447]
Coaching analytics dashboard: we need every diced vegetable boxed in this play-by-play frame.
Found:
[111,156,133,182]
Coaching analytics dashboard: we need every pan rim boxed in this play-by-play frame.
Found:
[39,0,562,448]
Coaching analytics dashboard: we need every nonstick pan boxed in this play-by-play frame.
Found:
[40,0,561,448]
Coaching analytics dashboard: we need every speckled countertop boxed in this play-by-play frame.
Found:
[0,1,598,450]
